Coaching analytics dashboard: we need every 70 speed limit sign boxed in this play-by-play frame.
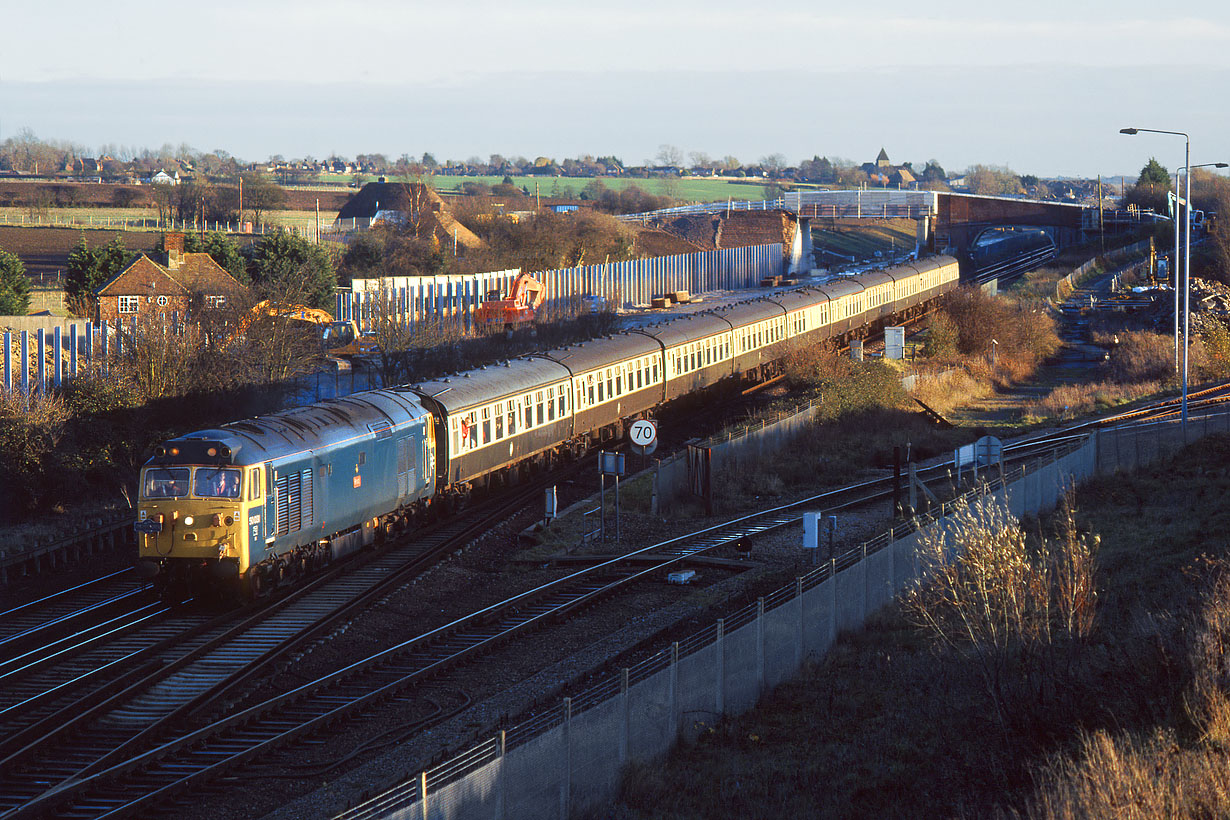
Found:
[629,419,658,455]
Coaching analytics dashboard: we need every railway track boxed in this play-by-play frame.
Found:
[0,457,587,819]
[1,460,935,820]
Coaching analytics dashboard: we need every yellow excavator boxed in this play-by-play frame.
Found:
[242,301,379,360]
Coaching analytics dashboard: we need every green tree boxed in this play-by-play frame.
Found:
[1123,157,1173,214]
[1138,157,1171,188]
[245,231,336,310]
[181,231,248,283]
[0,248,31,316]
[65,234,128,303]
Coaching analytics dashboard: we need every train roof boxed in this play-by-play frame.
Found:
[712,298,786,328]
[812,278,865,299]
[152,389,430,466]
[635,312,735,347]
[853,270,895,288]
[537,332,660,373]
[410,356,572,414]
[767,288,829,312]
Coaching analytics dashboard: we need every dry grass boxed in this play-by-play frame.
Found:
[910,366,988,415]
[1026,380,1166,421]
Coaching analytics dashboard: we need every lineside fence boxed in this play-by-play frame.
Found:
[335,244,784,333]
[653,400,820,512]
[331,408,1230,820]
[1055,239,1151,301]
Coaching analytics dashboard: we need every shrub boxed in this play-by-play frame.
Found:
[904,493,1097,727]
[1107,331,1177,384]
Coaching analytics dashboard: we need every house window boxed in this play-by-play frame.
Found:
[205,295,226,308]
[157,295,168,306]
[118,295,139,314]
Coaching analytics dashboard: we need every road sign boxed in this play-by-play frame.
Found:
[629,419,658,455]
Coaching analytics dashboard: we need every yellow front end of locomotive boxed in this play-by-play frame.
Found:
[135,464,251,580]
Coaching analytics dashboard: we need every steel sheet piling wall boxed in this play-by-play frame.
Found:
[343,245,782,332]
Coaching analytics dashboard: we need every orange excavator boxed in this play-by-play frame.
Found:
[474,272,546,332]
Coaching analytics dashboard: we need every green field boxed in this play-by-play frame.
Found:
[317,173,796,203]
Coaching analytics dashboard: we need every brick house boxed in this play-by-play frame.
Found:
[95,234,249,325]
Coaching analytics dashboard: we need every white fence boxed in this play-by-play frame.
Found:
[326,409,1228,820]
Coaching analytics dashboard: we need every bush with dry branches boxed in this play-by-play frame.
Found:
[905,491,1098,729]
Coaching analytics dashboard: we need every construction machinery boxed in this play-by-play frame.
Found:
[242,300,379,360]
[474,272,546,332]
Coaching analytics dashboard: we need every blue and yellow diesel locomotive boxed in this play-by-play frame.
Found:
[136,390,435,595]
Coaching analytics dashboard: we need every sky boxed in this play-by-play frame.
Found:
[2,0,1229,178]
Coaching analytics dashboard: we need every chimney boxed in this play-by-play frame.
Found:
[164,231,185,269]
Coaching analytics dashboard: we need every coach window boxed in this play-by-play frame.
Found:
[635,359,643,389]
[507,400,517,436]
[451,418,460,453]
[615,366,623,396]
[534,392,544,425]
[605,368,613,398]
[482,407,491,444]
[558,387,567,416]
[495,407,504,439]
[587,374,596,405]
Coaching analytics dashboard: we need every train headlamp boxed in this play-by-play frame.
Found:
[183,516,194,526]
[212,513,223,527]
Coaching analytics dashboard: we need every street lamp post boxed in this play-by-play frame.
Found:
[1121,127,1191,431]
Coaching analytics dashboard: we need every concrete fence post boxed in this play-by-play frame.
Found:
[419,771,428,820]
[620,668,630,764]
[796,577,804,666]
[497,730,507,820]
[670,642,680,735]
[560,697,572,819]
[827,559,838,646]
[756,597,765,694]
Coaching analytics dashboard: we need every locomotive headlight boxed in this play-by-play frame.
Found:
[183,516,194,527]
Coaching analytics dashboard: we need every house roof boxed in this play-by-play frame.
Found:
[335,181,446,220]
[96,254,186,297]
[95,252,246,297]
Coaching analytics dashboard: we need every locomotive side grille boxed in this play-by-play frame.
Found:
[287,471,302,533]
[275,473,290,536]
[301,468,314,531]
[276,471,306,537]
